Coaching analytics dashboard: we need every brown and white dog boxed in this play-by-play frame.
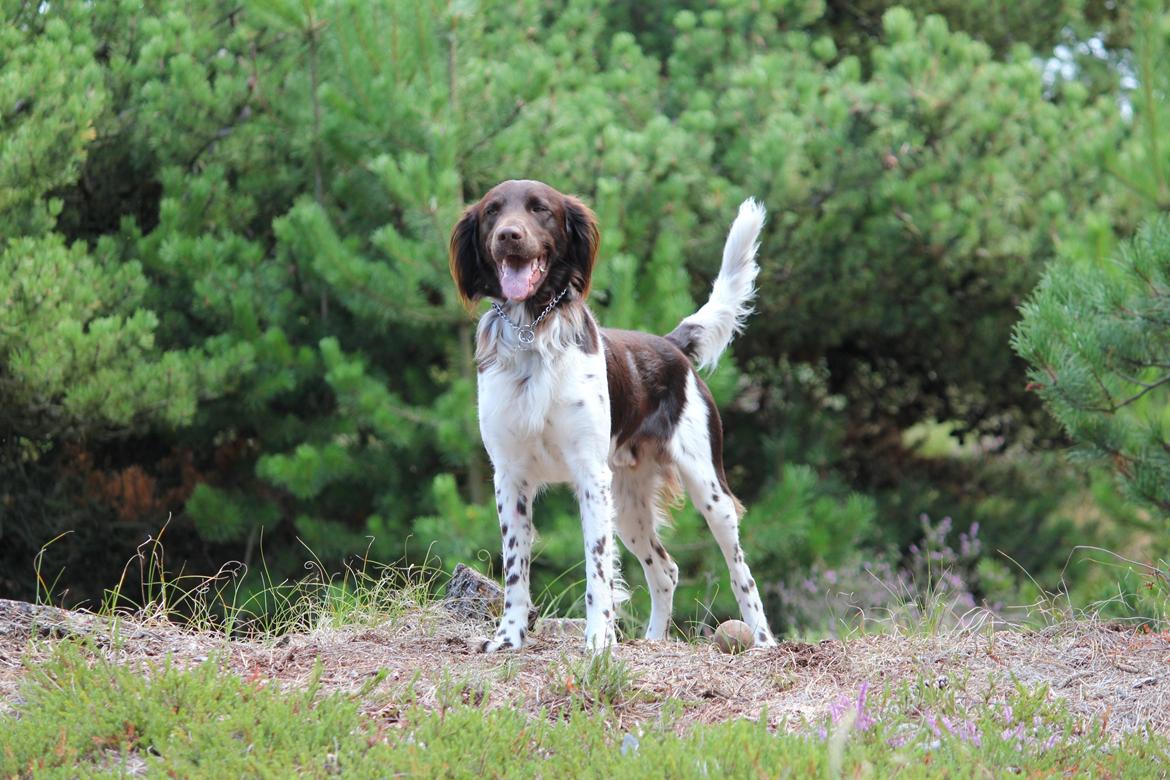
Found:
[450,179,775,652]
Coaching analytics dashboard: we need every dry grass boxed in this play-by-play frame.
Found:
[2,597,1167,737]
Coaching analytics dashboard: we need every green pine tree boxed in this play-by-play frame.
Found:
[1014,216,1170,517]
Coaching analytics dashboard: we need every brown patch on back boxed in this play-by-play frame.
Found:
[602,329,690,450]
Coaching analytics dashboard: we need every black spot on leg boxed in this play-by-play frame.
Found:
[705,504,712,512]
[575,400,585,408]
[711,493,720,503]
[508,536,517,550]
[651,539,668,560]
[644,556,653,565]
[587,593,593,606]
[500,523,508,535]
[505,601,512,609]
[602,609,610,618]
[519,628,526,640]
[757,631,768,643]
[507,573,519,586]
[506,555,516,571]
[591,538,606,555]
[497,503,503,513]
[516,496,527,516]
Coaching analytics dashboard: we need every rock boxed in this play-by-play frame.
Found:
[443,564,537,629]
[0,598,102,640]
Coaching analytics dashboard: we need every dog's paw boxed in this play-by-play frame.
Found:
[583,625,617,654]
[479,638,517,653]
[479,627,527,654]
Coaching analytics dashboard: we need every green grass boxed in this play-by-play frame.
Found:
[549,648,639,707]
[2,642,1167,779]
[64,522,446,640]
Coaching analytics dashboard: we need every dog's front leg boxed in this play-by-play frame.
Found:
[575,464,619,652]
[481,473,533,653]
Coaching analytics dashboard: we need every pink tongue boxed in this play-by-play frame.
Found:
[500,260,537,300]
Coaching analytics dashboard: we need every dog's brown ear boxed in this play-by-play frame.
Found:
[564,195,600,298]
[449,204,485,308]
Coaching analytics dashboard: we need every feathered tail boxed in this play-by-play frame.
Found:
[665,198,765,370]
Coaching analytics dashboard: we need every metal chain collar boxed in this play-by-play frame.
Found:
[490,287,570,348]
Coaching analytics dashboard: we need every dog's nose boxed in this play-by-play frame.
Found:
[496,225,524,243]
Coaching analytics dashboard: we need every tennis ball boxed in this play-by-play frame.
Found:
[713,619,754,654]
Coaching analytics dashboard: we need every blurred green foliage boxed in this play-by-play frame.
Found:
[1,0,1166,633]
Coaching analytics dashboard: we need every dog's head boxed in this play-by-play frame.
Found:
[449,180,599,309]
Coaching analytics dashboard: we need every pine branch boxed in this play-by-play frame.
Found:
[1083,373,1170,414]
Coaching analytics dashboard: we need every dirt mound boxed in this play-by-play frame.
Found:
[1,598,1166,735]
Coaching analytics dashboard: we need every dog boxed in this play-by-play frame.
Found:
[449,179,775,652]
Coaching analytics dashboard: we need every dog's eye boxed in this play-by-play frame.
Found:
[484,202,500,216]
[529,202,547,213]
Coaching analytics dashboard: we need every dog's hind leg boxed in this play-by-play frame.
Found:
[669,372,776,647]
[612,462,679,640]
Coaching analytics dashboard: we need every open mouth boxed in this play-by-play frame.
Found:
[498,254,547,301]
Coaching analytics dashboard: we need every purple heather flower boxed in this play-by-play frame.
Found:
[855,681,875,732]
[1001,723,1026,742]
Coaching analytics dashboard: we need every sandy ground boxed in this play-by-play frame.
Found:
[1,598,1167,736]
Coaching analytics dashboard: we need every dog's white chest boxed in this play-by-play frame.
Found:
[477,349,609,484]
